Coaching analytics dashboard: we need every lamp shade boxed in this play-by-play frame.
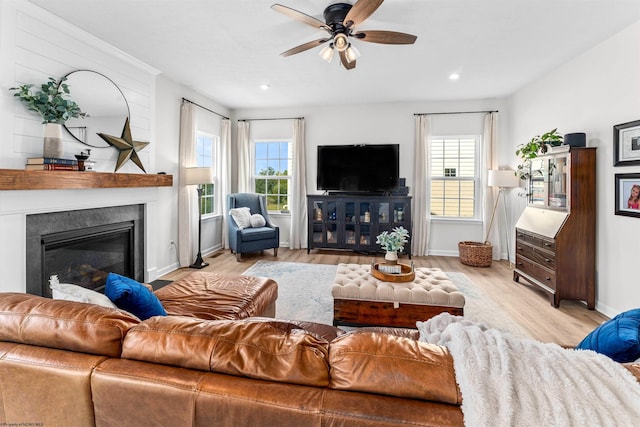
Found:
[184,167,213,185]
[488,169,519,188]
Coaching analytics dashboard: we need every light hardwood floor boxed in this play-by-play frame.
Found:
[161,249,607,346]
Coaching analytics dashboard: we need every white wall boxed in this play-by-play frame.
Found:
[507,21,640,317]
[235,98,507,255]
[0,0,157,172]
[154,75,230,276]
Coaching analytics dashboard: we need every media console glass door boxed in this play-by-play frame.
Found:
[307,195,412,256]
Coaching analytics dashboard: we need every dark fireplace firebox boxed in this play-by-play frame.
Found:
[26,205,144,297]
[42,222,134,295]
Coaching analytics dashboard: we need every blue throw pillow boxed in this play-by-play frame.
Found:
[576,308,640,363]
[105,273,167,320]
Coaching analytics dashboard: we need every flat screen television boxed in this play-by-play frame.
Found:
[317,144,399,193]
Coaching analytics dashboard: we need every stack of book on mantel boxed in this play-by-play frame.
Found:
[25,157,96,171]
[25,157,78,170]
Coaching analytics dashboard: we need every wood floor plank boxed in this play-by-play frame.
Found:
[161,249,607,346]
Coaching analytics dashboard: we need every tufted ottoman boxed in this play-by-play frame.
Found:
[331,263,465,328]
[154,271,278,320]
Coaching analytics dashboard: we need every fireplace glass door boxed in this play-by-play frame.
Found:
[42,222,134,296]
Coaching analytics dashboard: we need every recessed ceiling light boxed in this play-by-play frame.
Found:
[449,73,460,80]
[260,83,271,90]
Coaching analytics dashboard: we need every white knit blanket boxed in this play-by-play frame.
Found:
[417,314,640,427]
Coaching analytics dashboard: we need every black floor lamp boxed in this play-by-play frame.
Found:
[185,166,213,269]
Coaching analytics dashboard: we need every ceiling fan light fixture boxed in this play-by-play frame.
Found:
[319,44,334,63]
[345,44,360,63]
[334,33,349,52]
[273,1,417,70]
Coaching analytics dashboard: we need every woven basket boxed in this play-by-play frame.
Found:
[458,241,493,267]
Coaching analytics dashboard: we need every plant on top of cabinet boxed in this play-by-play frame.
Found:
[515,128,563,180]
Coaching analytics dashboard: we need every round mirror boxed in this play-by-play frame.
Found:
[63,70,130,148]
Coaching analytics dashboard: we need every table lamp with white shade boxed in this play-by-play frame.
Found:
[185,166,214,268]
[486,169,520,264]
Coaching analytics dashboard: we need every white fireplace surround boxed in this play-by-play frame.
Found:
[0,187,164,293]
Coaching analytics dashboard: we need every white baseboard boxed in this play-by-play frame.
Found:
[426,249,459,257]
[156,262,180,278]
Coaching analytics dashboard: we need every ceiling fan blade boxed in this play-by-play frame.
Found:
[354,30,417,45]
[280,38,329,57]
[344,0,384,27]
[272,4,328,30]
[339,51,356,70]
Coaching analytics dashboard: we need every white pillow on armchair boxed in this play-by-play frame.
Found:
[229,207,252,229]
[250,213,266,228]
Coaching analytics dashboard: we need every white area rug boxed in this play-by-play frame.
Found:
[242,260,528,336]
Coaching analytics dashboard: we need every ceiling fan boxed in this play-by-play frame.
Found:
[272,0,417,70]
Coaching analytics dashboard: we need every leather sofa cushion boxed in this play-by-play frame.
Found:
[329,330,461,405]
[0,293,139,357]
[154,271,277,320]
[0,341,106,426]
[122,316,330,386]
[248,316,346,342]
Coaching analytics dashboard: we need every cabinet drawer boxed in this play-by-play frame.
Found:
[515,255,557,290]
[516,230,556,252]
[515,242,556,270]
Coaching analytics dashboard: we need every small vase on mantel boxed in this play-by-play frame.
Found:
[43,123,64,158]
[384,251,398,264]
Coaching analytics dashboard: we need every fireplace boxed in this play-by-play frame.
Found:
[26,205,145,297]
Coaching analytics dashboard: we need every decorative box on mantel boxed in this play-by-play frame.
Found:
[0,169,172,190]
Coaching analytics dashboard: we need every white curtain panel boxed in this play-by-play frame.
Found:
[482,112,502,260]
[289,118,308,249]
[178,102,198,267]
[220,118,232,249]
[412,115,431,256]
[236,121,251,193]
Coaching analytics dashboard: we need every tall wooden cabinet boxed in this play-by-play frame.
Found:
[513,146,596,309]
[307,195,412,257]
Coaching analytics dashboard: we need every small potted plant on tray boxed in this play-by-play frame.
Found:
[376,226,410,264]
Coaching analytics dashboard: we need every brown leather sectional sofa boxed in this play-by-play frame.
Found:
[2,292,639,426]
[0,292,464,426]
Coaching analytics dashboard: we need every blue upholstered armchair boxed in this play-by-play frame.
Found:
[227,193,279,262]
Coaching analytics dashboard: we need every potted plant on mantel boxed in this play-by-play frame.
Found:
[515,128,563,180]
[9,76,86,159]
[376,226,410,264]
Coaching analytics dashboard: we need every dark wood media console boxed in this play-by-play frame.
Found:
[307,194,412,256]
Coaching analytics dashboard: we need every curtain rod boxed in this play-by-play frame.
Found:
[413,110,498,116]
[237,117,303,122]
[182,98,229,120]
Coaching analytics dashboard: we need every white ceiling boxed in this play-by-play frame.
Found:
[27,0,640,110]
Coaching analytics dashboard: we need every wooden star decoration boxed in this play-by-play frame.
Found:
[97,117,149,173]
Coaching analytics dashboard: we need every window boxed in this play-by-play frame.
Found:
[195,131,218,215]
[252,140,292,211]
[430,136,479,218]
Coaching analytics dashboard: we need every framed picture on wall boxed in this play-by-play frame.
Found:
[613,119,640,166]
[615,173,640,218]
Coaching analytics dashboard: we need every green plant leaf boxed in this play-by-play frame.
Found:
[8,76,85,124]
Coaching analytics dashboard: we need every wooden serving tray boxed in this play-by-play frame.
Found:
[371,261,415,283]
